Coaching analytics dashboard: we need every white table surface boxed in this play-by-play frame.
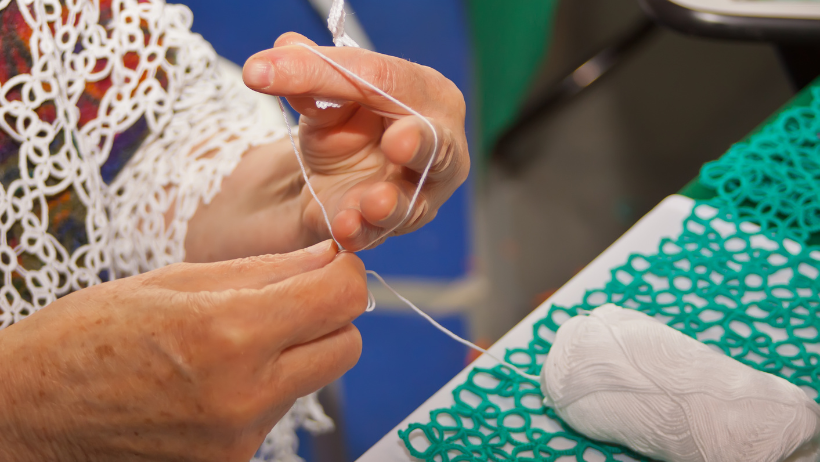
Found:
[355,195,696,462]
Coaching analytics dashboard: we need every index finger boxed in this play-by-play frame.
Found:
[234,251,369,351]
[242,42,454,119]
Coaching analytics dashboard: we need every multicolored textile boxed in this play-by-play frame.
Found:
[0,0,151,280]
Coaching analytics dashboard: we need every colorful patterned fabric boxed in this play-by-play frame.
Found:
[0,0,154,263]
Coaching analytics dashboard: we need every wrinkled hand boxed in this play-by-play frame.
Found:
[0,241,365,462]
[184,32,468,262]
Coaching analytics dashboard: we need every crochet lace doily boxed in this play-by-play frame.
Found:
[399,85,820,461]
[0,1,329,460]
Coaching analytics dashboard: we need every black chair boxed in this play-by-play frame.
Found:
[640,0,820,89]
[494,0,820,170]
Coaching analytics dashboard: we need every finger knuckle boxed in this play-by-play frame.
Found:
[201,390,265,434]
[432,130,469,186]
[217,400,261,430]
[456,151,470,184]
[275,31,302,47]
[338,270,368,314]
[280,57,316,95]
[222,255,267,276]
[434,129,457,172]
[366,58,400,101]
[202,299,257,352]
[420,66,465,118]
[167,261,193,272]
[140,261,188,286]
[211,323,255,354]
[448,83,467,119]
[399,200,430,232]
[336,325,364,370]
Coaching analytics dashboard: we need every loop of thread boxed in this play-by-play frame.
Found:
[294,43,438,252]
[275,45,537,384]
[276,96,341,250]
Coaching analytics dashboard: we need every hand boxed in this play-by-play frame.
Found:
[184,32,469,262]
[0,241,365,462]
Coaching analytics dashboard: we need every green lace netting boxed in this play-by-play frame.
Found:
[700,86,820,242]
[399,85,820,461]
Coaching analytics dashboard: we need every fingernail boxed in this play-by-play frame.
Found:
[305,240,332,254]
[244,60,274,88]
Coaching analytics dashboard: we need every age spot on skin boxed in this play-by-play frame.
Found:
[95,344,115,359]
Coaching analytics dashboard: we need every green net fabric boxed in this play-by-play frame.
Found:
[700,86,820,242]
[399,85,820,461]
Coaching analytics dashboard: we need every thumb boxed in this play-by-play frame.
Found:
[244,32,362,124]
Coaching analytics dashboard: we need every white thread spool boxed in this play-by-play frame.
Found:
[541,304,820,462]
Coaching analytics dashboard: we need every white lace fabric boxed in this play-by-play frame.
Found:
[0,1,330,460]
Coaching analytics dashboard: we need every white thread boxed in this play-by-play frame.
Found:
[365,289,376,312]
[277,46,537,384]
[275,96,341,250]
[543,304,820,462]
[315,0,358,109]
[327,0,359,48]
[314,99,345,109]
[367,270,540,382]
[295,43,438,251]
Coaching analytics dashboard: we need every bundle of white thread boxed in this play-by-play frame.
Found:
[541,304,820,462]
[314,0,357,109]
